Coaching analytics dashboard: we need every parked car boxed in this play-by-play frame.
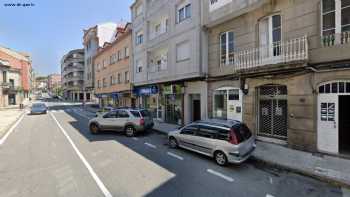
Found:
[30,103,48,115]
[89,108,154,137]
[168,119,256,166]
[95,106,115,117]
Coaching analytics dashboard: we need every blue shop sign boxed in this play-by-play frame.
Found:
[133,85,158,96]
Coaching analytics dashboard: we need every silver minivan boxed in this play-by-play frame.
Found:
[168,119,256,166]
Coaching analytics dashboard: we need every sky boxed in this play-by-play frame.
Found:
[0,0,133,76]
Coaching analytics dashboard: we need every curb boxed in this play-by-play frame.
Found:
[0,110,26,139]
[250,156,350,189]
[153,127,350,189]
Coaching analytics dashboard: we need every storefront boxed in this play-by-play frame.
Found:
[96,91,132,108]
[212,87,243,121]
[133,85,162,120]
[162,84,184,125]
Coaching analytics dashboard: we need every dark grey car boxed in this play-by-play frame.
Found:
[30,103,47,115]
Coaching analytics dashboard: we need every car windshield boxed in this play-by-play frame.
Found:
[140,110,151,117]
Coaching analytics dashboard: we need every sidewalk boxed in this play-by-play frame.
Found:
[0,108,25,138]
[153,121,350,188]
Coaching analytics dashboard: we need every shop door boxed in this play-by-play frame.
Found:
[227,89,242,121]
[258,85,288,140]
[318,93,338,154]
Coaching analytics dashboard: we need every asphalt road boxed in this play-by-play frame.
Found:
[0,101,347,197]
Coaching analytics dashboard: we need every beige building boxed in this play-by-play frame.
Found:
[0,59,22,107]
[203,0,350,155]
[94,23,133,107]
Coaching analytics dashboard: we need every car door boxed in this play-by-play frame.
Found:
[177,124,199,149]
[194,125,218,155]
[115,110,130,131]
[100,111,118,130]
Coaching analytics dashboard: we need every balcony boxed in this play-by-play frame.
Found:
[224,36,308,73]
[310,32,350,64]
[321,32,350,47]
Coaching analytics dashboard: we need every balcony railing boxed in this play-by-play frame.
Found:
[148,63,167,73]
[322,32,350,47]
[222,36,308,72]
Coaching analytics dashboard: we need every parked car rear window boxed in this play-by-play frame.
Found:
[130,111,141,117]
[233,124,252,142]
[140,110,151,117]
[32,103,45,108]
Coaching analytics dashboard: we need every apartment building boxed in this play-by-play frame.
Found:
[131,0,208,125]
[83,23,118,102]
[203,0,350,155]
[94,23,133,107]
[48,73,61,92]
[0,46,32,101]
[61,49,85,101]
[0,59,22,107]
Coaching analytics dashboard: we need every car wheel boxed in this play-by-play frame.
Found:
[214,151,228,166]
[90,123,99,134]
[125,126,135,137]
[168,137,178,148]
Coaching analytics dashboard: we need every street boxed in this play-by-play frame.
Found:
[0,102,346,197]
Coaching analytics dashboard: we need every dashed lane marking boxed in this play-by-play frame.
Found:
[50,112,112,197]
[132,137,139,141]
[206,169,234,182]
[167,152,184,160]
[144,142,157,149]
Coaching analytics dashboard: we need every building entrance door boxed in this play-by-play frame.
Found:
[339,95,350,154]
[258,85,288,140]
[192,99,201,122]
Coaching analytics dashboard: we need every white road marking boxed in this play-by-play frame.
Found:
[206,169,234,182]
[50,112,112,197]
[0,113,25,145]
[144,142,157,149]
[167,152,184,160]
[269,177,273,184]
[266,194,275,197]
[132,137,139,141]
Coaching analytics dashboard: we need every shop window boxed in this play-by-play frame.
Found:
[213,90,227,119]
[228,89,239,100]
[325,83,331,93]
[332,82,338,93]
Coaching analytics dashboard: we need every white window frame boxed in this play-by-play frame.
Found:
[220,31,234,66]
[321,0,350,35]
[136,31,144,45]
[177,3,191,23]
[125,47,129,57]
[136,59,143,73]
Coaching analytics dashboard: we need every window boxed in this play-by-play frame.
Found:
[136,31,144,45]
[125,71,129,83]
[103,78,107,87]
[220,31,234,66]
[110,76,113,86]
[178,3,191,23]
[125,47,129,57]
[103,111,117,119]
[103,59,106,68]
[136,59,143,73]
[118,73,121,84]
[130,111,141,117]
[155,23,161,33]
[322,0,350,36]
[3,71,7,82]
[117,110,130,118]
[176,41,190,61]
[228,89,239,100]
[135,3,143,17]
[118,50,122,60]
[96,63,101,72]
[180,125,198,135]
[197,125,217,139]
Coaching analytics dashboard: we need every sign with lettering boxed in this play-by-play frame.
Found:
[209,0,232,12]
